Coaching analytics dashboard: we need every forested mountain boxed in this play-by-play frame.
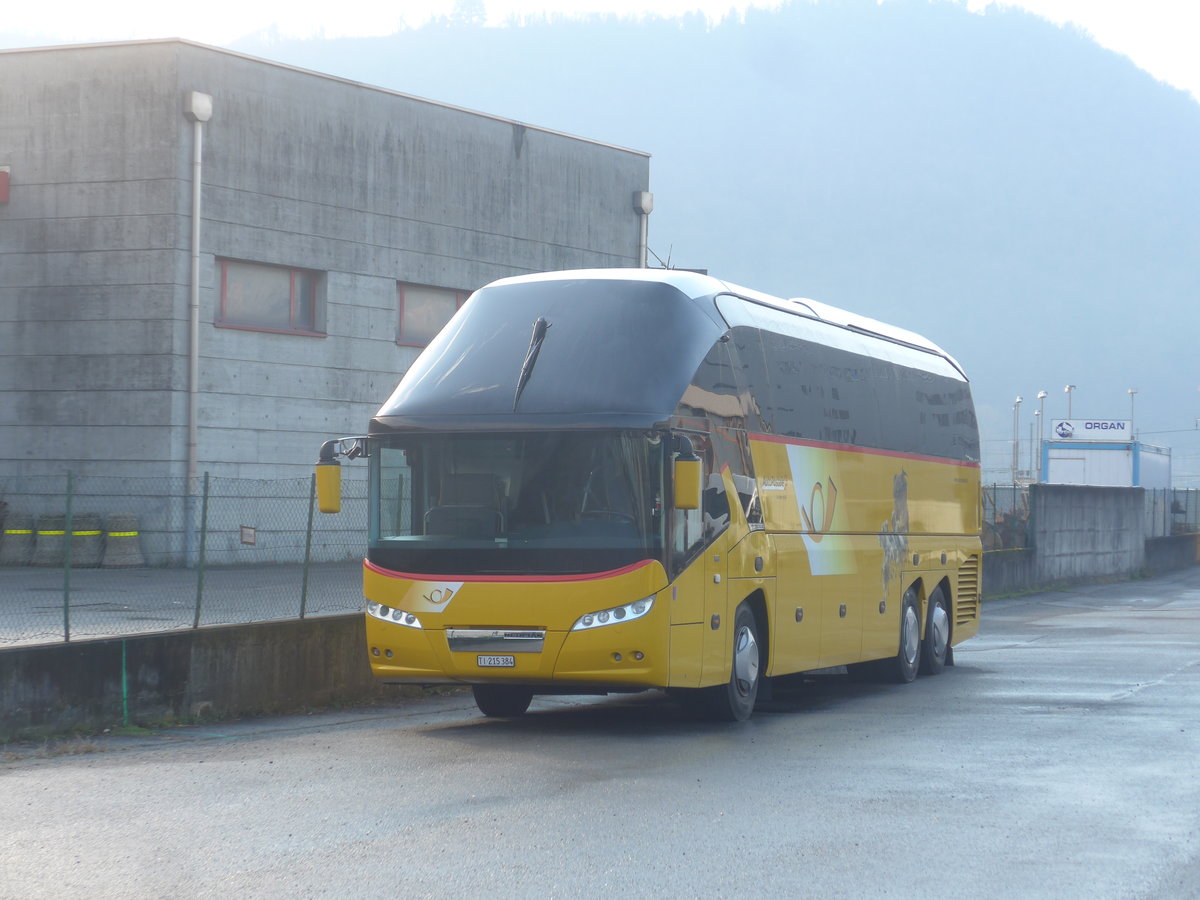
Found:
[235,0,1200,479]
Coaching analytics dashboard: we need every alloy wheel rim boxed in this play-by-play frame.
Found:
[931,602,949,659]
[902,605,920,666]
[733,626,759,695]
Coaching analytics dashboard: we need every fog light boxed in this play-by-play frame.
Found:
[385,649,394,658]
[633,651,644,660]
[371,647,380,656]
[613,652,622,662]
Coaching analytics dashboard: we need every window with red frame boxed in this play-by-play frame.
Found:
[398,283,467,347]
[218,259,323,334]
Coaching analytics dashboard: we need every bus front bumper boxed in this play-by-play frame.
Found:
[364,612,671,689]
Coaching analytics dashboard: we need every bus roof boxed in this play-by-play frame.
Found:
[492,269,966,378]
[372,269,970,435]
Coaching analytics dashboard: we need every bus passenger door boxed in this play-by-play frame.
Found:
[672,435,734,687]
[702,540,729,683]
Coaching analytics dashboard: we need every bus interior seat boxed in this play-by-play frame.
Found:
[424,473,505,538]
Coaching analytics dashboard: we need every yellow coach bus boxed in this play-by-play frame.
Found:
[316,269,981,721]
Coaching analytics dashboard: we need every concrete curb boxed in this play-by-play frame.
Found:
[0,615,390,742]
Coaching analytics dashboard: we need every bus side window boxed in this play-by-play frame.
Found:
[733,473,763,527]
[672,434,727,572]
[672,498,702,561]
[703,471,730,535]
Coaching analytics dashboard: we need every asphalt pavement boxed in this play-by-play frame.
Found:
[2,566,1198,898]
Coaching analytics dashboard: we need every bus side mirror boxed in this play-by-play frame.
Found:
[316,441,342,514]
[673,435,701,510]
[674,458,701,510]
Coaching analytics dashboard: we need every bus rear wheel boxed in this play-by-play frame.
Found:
[920,586,950,676]
[472,684,534,717]
[881,586,921,684]
[705,602,761,721]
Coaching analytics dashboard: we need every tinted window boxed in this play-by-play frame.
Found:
[376,279,722,423]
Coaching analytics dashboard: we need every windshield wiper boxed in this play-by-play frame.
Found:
[513,316,551,411]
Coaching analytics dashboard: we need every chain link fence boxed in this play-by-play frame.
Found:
[6,475,1198,647]
[0,472,369,646]
[983,483,1030,550]
[1145,488,1200,538]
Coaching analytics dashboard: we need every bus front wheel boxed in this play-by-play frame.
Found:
[472,684,534,717]
[706,602,762,722]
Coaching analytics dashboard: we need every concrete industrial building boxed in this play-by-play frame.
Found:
[0,39,651,484]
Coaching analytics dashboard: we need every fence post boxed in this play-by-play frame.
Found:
[300,472,316,618]
[192,473,210,629]
[63,471,74,642]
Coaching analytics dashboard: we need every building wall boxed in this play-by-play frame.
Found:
[0,43,189,479]
[0,40,651,484]
[1043,441,1172,489]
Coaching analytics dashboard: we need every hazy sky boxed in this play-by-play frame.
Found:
[6,1,1200,104]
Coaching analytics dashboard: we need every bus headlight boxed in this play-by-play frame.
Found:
[572,596,654,631]
[367,601,422,629]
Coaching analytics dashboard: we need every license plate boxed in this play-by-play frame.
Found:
[477,654,515,668]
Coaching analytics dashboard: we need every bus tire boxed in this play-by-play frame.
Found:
[706,602,762,721]
[472,684,534,717]
[881,586,921,684]
[919,586,950,676]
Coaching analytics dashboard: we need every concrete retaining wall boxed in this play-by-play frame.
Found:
[0,616,390,742]
[981,548,1036,597]
[977,485,1198,598]
[1145,534,1200,575]
[1031,484,1145,583]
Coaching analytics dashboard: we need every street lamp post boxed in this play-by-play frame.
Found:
[1128,388,1137,438]
[1033,410,1042,481]
[1065,384,1076,418]
[1012,395,1023,483]
[1036,390,1047,481]
[1029,421,1035,477]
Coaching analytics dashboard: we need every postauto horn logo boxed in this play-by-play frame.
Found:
[1055,421,1075,439]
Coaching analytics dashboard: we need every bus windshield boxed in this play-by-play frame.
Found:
[368,430,666,576]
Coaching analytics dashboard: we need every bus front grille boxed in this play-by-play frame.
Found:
[445,628,546,653]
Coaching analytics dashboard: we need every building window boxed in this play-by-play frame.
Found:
[218,259,323,335]
[398,283,467,347]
